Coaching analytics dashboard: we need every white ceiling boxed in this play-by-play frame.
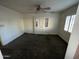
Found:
[0,0,79,14]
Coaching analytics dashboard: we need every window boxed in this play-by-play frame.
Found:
[45,18,48,27]
[35,19,39,27]
[64,15,76,33]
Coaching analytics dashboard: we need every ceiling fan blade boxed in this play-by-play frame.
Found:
[42,7,51,10]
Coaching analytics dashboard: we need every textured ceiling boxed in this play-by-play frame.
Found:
[0,0,79,14]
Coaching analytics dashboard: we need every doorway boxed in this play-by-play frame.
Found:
[0,26,3,47]
[33,17,45,34]
[0,33,2,47]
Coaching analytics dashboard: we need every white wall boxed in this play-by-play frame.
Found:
[0,50,3,59]
[65,4,79,59]
[23,14,34,33]
[0,5,24,45]
[23,13,59,34]
[58,5,78,42]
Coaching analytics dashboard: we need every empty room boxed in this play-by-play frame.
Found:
[0,0,79,59]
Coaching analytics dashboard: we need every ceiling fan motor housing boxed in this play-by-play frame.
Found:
[36,5,41,11]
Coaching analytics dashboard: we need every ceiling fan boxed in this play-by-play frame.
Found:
[36,5,51,12]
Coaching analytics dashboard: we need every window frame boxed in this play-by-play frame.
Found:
[64,15,76,33]
[45,18,49,27]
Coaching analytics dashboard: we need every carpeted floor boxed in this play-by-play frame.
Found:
[1,33,67,59]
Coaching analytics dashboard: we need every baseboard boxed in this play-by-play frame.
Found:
[58,34,68,43]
